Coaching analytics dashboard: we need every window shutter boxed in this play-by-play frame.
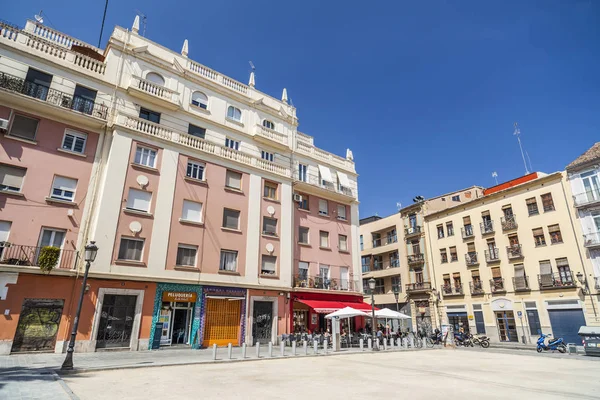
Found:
[556,258,569,267]
[491,267,502,278]
[526,198,537,205]
[539,261,552,275]
[532,228,544,236]
[0,165,26,189]
[317,165,333,182]
[10,115,39,140]
[54,176,77,191]
[471,270,480,278]
[299,261,309,270]
[182,200,202,222]
[452,273,461,278]
[548,224,560,233]
[481,210,490,217]
[320,231,329,247]
[319,199,328,214]
[501,204,512,210]
[0,221,11,242]
[463,216,471,225]
[337,204,346,219]
[514,264,525,277]
[467,243,476,252]
[262,256,277,272]
[225,170,242,189]
[127,189,151,212]
[223,209,240,229]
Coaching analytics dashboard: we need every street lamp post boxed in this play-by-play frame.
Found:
[393,287,400,312]
[61,241,98,370]
[368,278,377,350]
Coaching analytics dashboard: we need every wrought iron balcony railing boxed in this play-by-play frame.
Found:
[406,282,432,293]
[293,274,358,292]
[501,215,518,231]
[484,248,500,263]
[465,252,479,266]
[469,281,485,295]
[480,221,494,235]
[583,232,600,248]
[538,272,577,289]
[573,190,600,208]
[0,244,78,270]
[442,284,463,296]
[407,253,425,265]
[0,72,108,120]
[461,225,475,239]
[506,244,524,260]
[490,278,506,293]
[404,226,422,237]
[512,276,530,291]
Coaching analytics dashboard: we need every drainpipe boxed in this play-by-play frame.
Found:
[424,206,442,329]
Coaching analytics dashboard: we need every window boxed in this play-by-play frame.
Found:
[319,231,329,248]
[191,91,208,109]
[548,224,563,244]
[440,249,448,263]
[72,85,97,115]
[298,164,308,182]
[541,193,555,212]
[298,194,309,210]
[261,255,277,275]
[532,228,546,247]
[181,200,202,223]
[339,234,348,251]
[225,170,242,190]
[0,164,26,192]
[361,256,370,273]
[222,208,240,230]
[392,276,401,293]
[139,108,161,123]
[264,181,277,199]
[50,176,77,202]
[360,235,363,251]
[219,250,238,271]
[39,228,65,249]
[452,195,460,202]
[145,72,165,86]
[225,138,240,150]
[446,222,454,236]
[9,114,39,141]
[526,197,539,216]
[261,150,274,162]
[126,188,152,212]
[299,261,309,280]
[0,221,11,258]
[437,225,444,239]
[176,245,197,267]
[61,130,87,153]
[337,204,347,220]
[411,240,421,254]
[25,68,52,100]
[263,120,275,130]
[299,227,309,244]
[118,238,144,261]
[186,161,205,181]
[188,124,206,139]
[134,146,157,168]
[556,258,573,284]
[263,217,277,236]
[319,199,328,215]
[227,106,242,121]
[449,246,458,262]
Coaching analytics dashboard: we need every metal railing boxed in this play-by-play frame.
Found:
[293,274,358,292]
[0,244,78,270]
[538,272,576,289]
[461,225,474,239]
[407,253,425,265]
[406,282,432,292]
[506,244,524,259]
[501,215,518,231]
[0,72,108,120]
[583,232,600,248]
[465,252,479,266]
[372,234,398,248]
[512,276,530,291]
[573,190,600,208]
[490,278,505,293]
[404,226,422,236]
[442,284,463,296]
[480,221,494,235]
[484,248,500,263]
[469,281,484,295]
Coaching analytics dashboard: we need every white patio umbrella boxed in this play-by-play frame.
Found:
[375,308,411,319]
[325,306,369,319]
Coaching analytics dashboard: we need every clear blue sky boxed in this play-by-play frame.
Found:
[5,1,600,217]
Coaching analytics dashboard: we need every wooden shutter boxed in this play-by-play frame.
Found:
[481,210,490,217]
[548,224,560,233]
[532,228,544,236]
[491,267,502,278]
[463,216,471,225]
[471,270,480,278]
[467,242,476,252]
[514,264,525,277]
[556,258,569,267]
[539,261,552,275]
[526,198,537,205]
[0,164,26,189]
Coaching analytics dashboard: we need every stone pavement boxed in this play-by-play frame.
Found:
[0,367,74,400]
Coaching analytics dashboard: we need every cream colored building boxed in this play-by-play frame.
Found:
[424,172,599,344]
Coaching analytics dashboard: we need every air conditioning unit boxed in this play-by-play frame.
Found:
[0,241,11,248]
[293,193,303,202]
[0,118,8,132]
[408,228,415,234]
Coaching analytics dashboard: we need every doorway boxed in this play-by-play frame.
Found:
[96,295,137,349]
[495,311,518,342]
[252,301,273,344]
[12,299,64,353]
[447,312,469,334]
[171,308,191,345]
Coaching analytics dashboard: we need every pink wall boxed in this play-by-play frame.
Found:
[165,154,249,275]
[111,140,162,265]
[0,106,99,263]
[293,192,353,281]
[258,179,281,280]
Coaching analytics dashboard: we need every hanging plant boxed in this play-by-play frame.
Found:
[38,246,61,273]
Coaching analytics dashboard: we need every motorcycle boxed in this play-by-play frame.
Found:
[536,333,567,353]
[454,332,474,347]
[469,333,490,348]
[430,330,444,345]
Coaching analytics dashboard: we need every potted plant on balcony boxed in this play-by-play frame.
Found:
[38,246,60,273]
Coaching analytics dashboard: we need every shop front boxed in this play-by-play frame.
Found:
[148,283,203,349]
[200,286,247,348]
[247,289,290,345]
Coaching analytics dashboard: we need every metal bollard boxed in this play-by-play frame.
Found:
[292,341,296,356]
[303,340,308,355]
[324,339,328,353]
[212,343,217,360]
[256,342,260,358]
[375,340,380,350]
[227,343,232,359]
[384,339,388,351]
[368,338,372,350]
[242,343,247,358]
[410,337,415,348]
[268,342,273,357]
[280,341,285,357]
[313,341,318,354]
[360,338,364,351]
[403,338,408,349]
[396,338,401,348]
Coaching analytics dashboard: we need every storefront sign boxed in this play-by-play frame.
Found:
[162,291,197,302]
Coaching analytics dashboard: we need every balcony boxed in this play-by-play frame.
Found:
[116,113,291,178]
[595,277,600,290]
[506,244,524,260]
[538,272,577,290]
[469,281,485,295]
[407,253,425,266]
[480,221,495,235]
[490,278,506,293]
[404,226,422,238]
[461,226,475,239]
[294,172,356,201]
[501,215,518,231]
[294,140,355,174]
[293,274,359,292]
[512,276,530,292]
[442,284,464,297]
[372,234,398,249]
[573,190,600,208]
[584,232,600,248]
[484,248,500,263]
[465,252,479,266]
[0,72,108,125]
[254,124,288,149]
[406,282,432,293]
[128,75,180,110]
[0,244,78,270]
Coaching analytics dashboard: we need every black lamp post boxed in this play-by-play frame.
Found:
[61,241,98,370]
[368,277,378,350]
[393,287,400,312]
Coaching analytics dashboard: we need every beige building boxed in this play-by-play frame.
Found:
[424,172,599,344]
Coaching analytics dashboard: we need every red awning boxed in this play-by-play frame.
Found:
[297,299,377,314]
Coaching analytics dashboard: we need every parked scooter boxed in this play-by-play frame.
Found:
[536,333,567,353]
[454,331,474,347]
[469,333,490,348]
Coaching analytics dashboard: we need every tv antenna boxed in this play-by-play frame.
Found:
[249,61,256,71]
[492,171,498,185]
[396,202,402,211]
[135,10,147,36]
[513,122,530,175]
[34,10,44,24]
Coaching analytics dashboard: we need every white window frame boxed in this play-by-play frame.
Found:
[319,199,329,216]
[186,161,205,181]
[191,91,208,109]
[263,120,275,130]
[219,250,238,272]
[298,226,309,244]
[298,164,308,182]
[61,130,87,154]
[50,175,78,202]
[134,146,157,168]
[337,204,347,220]
[126,188,152,213]
[0,164,26,193]
[225,138,240,151]
[176,244,198,267]
[261,255,277,275]
[225,170,242,190]
[181,200,202,223]
[39,227,66,249]
[320,231,330,248]
[339,234,348,251]
[226,106,242,122]
[118,237,145,261]
[261,150,274,162]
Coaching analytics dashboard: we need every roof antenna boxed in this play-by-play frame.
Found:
[396,202,402,211]
[525,151,533,173]
[34,10,44,24]
[135,10,147,36]
[492,171,498,185]
[513,122,530,175]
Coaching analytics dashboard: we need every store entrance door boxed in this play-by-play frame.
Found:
[252,301,273,344]
[496,311,518,342]
[171,307,192,345]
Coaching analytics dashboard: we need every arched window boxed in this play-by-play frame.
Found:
[145,72,165,86]
[262,120,275,130]
[191,91,208,109]
[227,106,242,122]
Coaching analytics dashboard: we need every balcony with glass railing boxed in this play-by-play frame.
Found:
[372,234,398,249]
[573,189,600,208]
[583,232,600,248]
[293,274,359,292]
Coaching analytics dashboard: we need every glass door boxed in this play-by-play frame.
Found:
[495,311,518,342]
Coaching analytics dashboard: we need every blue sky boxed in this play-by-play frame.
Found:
[5,1,600,217]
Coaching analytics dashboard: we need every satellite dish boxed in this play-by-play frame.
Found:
[266,243,274,254]
[34,11,44,24]
[267,205,275,216]
[129,221,142,234]
[136,175,149,188]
